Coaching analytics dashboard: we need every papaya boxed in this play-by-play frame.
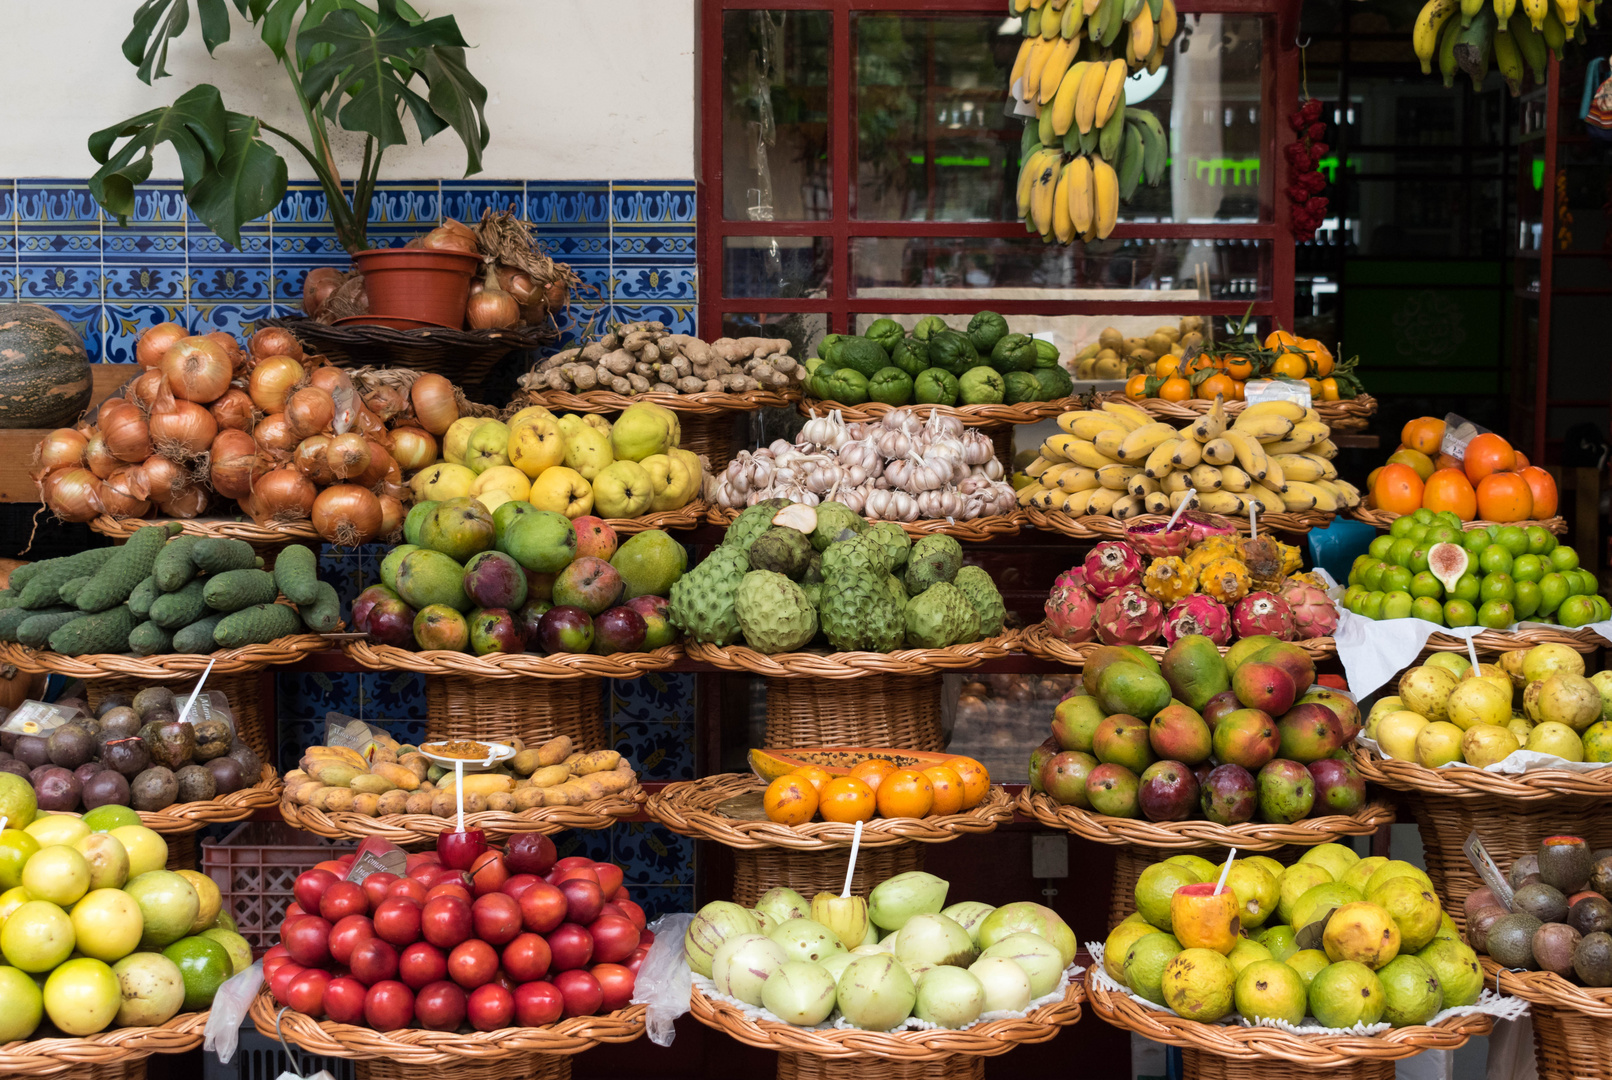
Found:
[747,746,961,784]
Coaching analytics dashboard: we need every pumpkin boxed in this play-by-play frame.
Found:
[0,305,92,429]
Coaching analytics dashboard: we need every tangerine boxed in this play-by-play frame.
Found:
[1197,373,1237,401]
[875,769,935,819]
[849,758,897,793]
[1476,472,1533,523]
[1185,353,1223,376]
[1518,466,1558,518]
[946,757,992,809]
[1158,376,1193,402]
[1263,330,1299,351]
[763,775,819,825]
[1304,377,1323,399]
[1155,355,1182,378]
[791,765,835,794]
[1400,417,1446,456]
[922,766,965,816]
[818,776,876,823]
[1231,380,1246,401]
[1462,433,1516,484]
[1422,468,1477,521]
[1125,374,1149,399]
[1223,354,1254,380]
[1302,339,1335,377]
[1271,353,1309,379]
[1319,377,1340,401]
[1372,463,1425,516]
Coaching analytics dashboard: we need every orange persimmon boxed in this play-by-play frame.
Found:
[1373,463,1425,516]
[1517,466,1558,519]
[1463,433,1516,485]
[1422,468,1478,521]
[1476,471,1533,522]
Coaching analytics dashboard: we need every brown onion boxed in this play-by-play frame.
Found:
[497,265,539,306]
[303,268,344,318]
[420,225,479,256]
[251,467,316,524]
[286,387,336,440]
[210,429,264,500]
[249,355,305,413]
[357,440,398,489]
[295,436,337,485]
[126,368,172,413]
[467,266,520,330]
[544,279,568,310]
[95,397,129,424]
[84,435,118,479]
[249,327,304,363]
[34,429,87,475]
[326,433,371,480]
[100,467,152,519]
[312,484,383,548]
[388,427,437,472]
[101,403,153,463]
[44,467,104,522]
[409,374,458,435]
[210,388,255,432]
[136,322,188,367]
[352,404,390,447]
[140,454,188,502]
[161,336,233,403]
[157,484,209,519]
[253,413,299,458]
[377,494,405,541]
[308,366,353,395]
[363,385,406,421]
[148,400,217,459]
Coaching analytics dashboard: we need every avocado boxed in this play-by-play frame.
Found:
[1487,913,1543,970]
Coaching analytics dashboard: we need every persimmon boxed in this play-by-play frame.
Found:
[875,769,934,818]
[817,777,876,823]
[1435,452,1463,471]
[763,775,818,825]
[945,757,991,809]
[1513,450,1530,468]
[849,758,896,793]
[1158,376,1193,402]
[1476,471,1533,523]
[1125,374,1149,399]
[1400,417,1446,456]
[1197,373,1237,401]
[1462,433,1516,484]
[1373,463,1425,516]
[1517,466,1558,518]
[1422,468,1478,521]
[922,766,965,816]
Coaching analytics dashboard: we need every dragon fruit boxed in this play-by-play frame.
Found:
[1162,595,1232,645]
[1083,541,1143,599]
[1126,520,1191,559]
[1045,583,1099,643]
[1233,591,1296,641]
[1181,511,1239,545]
[1280,580,1338,639]
[1053,566,1089,592]
[1096,585,1164,646]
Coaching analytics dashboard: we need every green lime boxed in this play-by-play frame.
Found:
[1389,515,1418,539]
[1362,592,1387,620]
[1362,562,1388,591]
[1452,574,1482,603]
[1511,554,1544,583]
[1407,546,1432,573]
[1388,539,1417,568]
[80,806,140,834]
[1514,580,1542,619]
[1427,526,1460,546]
[1443,599,1478,627]
[1437,511,1465,529]
[1381,565,1414,593]
[1410,572,1443,599]
[1407,524,1430,543]
[1495,526,1529,557]
[1539,572,1570,615]
[1525,525,1556,555]
[1550,546,1581,572]
[161,936,232,1012]
[1411,597,1446,624]
[1382,591,1415,620]
[1478,545,1514,575]
[1557,595,1597,628]
[1462,529,1492,555]
[1369,535,1397,561]
[1477,600,1516,629]
[1593,596,1612,622]
[1479,573,1515,605]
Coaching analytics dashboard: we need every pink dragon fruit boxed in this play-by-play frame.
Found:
[1162,595,1232,645]
[1083,541,1143,599]
[1280,580,1338,639]
[1045,583,1098,643]
[1126,520,1192,559]
[1181,511,1239,546]
[1053,566,1089,592]
[1233,591,1296,641]
[1095,585,1164,646]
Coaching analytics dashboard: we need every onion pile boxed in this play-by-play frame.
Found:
[38,323,464,548]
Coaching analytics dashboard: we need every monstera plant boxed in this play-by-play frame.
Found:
[88,0,490,253]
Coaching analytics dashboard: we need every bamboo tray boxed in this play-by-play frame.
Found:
[1350,507,1568,535]
[1024,507,1334,538]
[341,640,683,679]
[1018,621,1337,665]
[680,631,1021,679]
[278,781,644,843]
[0,635,328,678]
[646,773,1013,850]
[1094,391,1378,433]
[0,1010,209,1077]
[1016,789,1394,852]
[1350,744,1612,803]
[797,397,1080,428]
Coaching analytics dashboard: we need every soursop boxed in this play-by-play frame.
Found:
[903,535,964,595]
[811,501,868,551]
[866,521,912,571]
[952,565,1005,638]
[667,545,750,645]
[722,499,792,554]
[734,571,817,653]
[747,527,814,579]
[819,535,904,651]
[904,582,980,649]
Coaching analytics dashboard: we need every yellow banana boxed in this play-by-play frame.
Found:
[1169,488,1201,510]
[1086,488,1123,516]
[1462,0,1487,26]
[1223,429,1269,480]
[1025,38,1054,101]
[1094,429,1127,460]
[1130,13,1155,65]
[1161,471,1191,494]
[1084,0,1102,14]
[1041,433,1078,460]
[1188,463,1224,491]
[1057,466,1100,493]
[1116,421,1178,461]
[1495,0,1517,18]
[1144,491,1173,514]
[1199,492,1246,515]
[1024,456,1051,478]
[1039,463,1073,487]
[1098,463,1142,490]
[1052,61,1090,135]
[1053,161,1075,242]
[1074,59,1108,133]
[1029,151,1061,237]
[1246,483,1286,513]
[1095,59,1129,128]
[1147,34,1166,74]
[1414,0,1463,69]
[1010,36,1036,91]
[1030,486,1059,511]
[1111,494,1146,520]
[1133,470,1166,496]
[1187,396,1228,442]
[1273,453,1325,482]
[1016,482,1045,507]
[1201,438,1235,465]
[1238,399,1306,422]
[1092,154,1119,239]
[1524,0,1549,29]
[1159,0,1178,42]
[1231,413,1296,442]
[1040,39,1079,104]
[1218,464,1252,493]
[1171,438,1203,468]
[1312,438,1339,459]
[1285,481,1339,513]
[1061,0,1087,37]
[1557,0,1580,27]
[1067,411,1129,439]
[1068,154,1094,234]
[1334,479,1363,507]
[1100,400,1153,428]
[1260,453,1286,493]
[1144,438,1181,478]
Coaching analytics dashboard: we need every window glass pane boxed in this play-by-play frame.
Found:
[720,312,829,360]
[849,314,1269,371]
[723,237,832,299]
[722,11,832,222]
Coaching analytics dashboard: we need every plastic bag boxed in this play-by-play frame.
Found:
[203,960,263,1064]
[629,912,693,1047]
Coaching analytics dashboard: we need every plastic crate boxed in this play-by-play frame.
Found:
[203,1021,354,1080]
[202,821,353,956]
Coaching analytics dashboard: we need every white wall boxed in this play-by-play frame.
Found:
[0,0,697,180]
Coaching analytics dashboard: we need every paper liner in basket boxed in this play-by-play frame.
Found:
[1353,732,1612,777]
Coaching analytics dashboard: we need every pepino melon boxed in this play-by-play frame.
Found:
[0,305,91,428]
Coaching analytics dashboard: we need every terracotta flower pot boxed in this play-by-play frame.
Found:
[351,249,480,329]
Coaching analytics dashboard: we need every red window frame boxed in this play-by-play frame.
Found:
[696,0,1301,336]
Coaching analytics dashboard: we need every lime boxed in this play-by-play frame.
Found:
[1525,525,1556,555]
[1362,592,1386,620]
[1557,596,1596,629]
[1479,573,1515,604]
[1462,530,1492,555]
[1427,526,1461,545]
[1410,508,1435,525]
[1388,539,1417,568]
[1364,563,1391,591]
[81,806,140,834]
[1477,600,1516,629]
[1495,526,1528,557]
[161,936,232,1012]
[1411,597,1445,624]
[0,965,41,1040]
[1478,545,1513,575]
[1451,574,1481,603]
[1539,572,1570,615]
[1382,591,1414,620]
[1444,599,1478,627]
[1511,554,1544,583]
[1514,580,1542,619]
[1381,565,1414,594]
[1410,572,1442,599]
[0,775,36,833]
[1369,535,1397,560]
[0,831,39,891]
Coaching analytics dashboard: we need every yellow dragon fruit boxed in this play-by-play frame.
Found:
[1278,540,1304,577]
[1143,556,1198,603]
[1185,535,1241,576]
[1198,556,1252,604]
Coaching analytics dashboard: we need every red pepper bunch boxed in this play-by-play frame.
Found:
[1284,97,1329,242]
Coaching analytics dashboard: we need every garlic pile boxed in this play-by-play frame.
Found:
[704,409,1016,521]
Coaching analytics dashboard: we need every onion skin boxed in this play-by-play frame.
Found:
[286,387,336,440]
[294,436,337,486]
[377,494,405,541]
[303,267,344,317]
[309,366,353,395]
[157,484,210,519]
[126,368,172,413]
[43,468,103,523]
[497,265,538,306]
[136,322,188,368]
[388,427,437,472]
[210,388,256,432]
[249,355,305,413]
[312,484,383,547]
[356,440,398,490]
[140,454,188,503]
[99,466,152,519]
[364,385,406,421]
[326,432,371,480]
[34,429,87,475]
[253,413,299,458]
[249,327,304,363]
[84,435,118,479]
[148,400,218,459]
[101,403,153,463]
[467,267,520,330]
[250,466,317,524]
[409,373,458,435]
[210,429,266,500]
[161,336,234,403]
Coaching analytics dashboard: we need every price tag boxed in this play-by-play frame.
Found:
[345,847,406,884]
[1440,413,1493,460]
[0,700,80,737]
[1464,833,1515,911]
[1243,379,1311,408]
[1005,83,1040,119]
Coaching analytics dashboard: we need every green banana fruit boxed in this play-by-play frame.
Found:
[1509,9,1548,78]
[1117,123,1146,200]
[1453,7,1495,86]
[1438,13,1463,83]
[1127,107,1167,185]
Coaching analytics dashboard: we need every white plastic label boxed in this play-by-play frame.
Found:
[1243,379,1311,408]
[1005,82,1040,119]
[1441,413,1492,460]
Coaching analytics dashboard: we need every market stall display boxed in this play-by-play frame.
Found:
[1358,416,1562,529]
[1412,0,1573,95]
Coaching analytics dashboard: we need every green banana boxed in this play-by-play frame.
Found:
[1079,126,1101,156]
[1063,128,1082,154]
[1509,9,1548,78]
[1022,121,1042,159]
[1439,13,1463,83]
[1027,6,1043,36]
[1147,0,1164,17]
[1039,102,1057,146]
[1098,86,1127,159]
[1543,7,1566,51]
[1099,0,1125,46]
[1117,123,1146,200]
[1121,0,1147,20]
[1453,7,1495,86]
[1492,26,1524,93]
[1127,107,1167,185]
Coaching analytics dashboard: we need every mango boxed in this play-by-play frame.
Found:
[1096,661,1172,720]
[1161,635,1232,712]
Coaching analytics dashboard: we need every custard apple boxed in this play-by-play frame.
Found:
[866,521,912,571]
[823,534,893,578]
[904,582,980,649]
[666,545,749,644]
[819,535,904,651]
[811,501,868,551]
[722,499,792,554]
[734,571,817,653]
[747,527,813,578]
[801,551,824,583]
[952,565,1005,638]
[903,535,963,595]
[886,574,908,607]
[800,582,824,608]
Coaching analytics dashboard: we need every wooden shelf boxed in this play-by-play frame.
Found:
[0,365,129,502]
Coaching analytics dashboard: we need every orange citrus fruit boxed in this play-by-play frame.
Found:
[1223,354,1254,379]
[849,758,897,793]
[1158,376,1192,402]
[923,766,965,816]
[1154,355,1181,378]
[1271,352,1309,379]
[875,769,934,819]
[1197,373,1236,401]
[791,765,834,794]
[945,757,991,809]
[1125,374,1149,399]
[763,775,818,825]
[818,776,876,823]
[1263,330,1299,350]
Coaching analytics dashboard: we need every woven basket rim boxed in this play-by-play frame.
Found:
[248,994,644,1063]
[687,971,1083,1061]
[265,314,551,349]
[0,1010,208,1075]
[518,387,801,416]
[1421,624,1605,655]
[704,505,1025,540]
[1349,508,1568,535]
[1349,744,1612,802]
[796,397,1078,428]
[91,515,319,544]
[646,774,1013,850]
[604,501,707,535]
[1480,957,1612,1015]
[136,765,281,832]
[0,636,328,678]
[1024,507,1333,537]
[1091,391,1378,432]
[1016,790,1395,850]
[1018,621,1337,664]
[681,631,1021,679]
[1084,969,1491,1064]
[279,784,644,842]
[342,640,683,679]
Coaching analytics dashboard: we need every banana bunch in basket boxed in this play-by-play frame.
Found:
[1412,0,1588,93]
[1015,398,1363,518]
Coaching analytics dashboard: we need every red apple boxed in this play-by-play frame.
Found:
[554,969,603,1018]
[588,914,640,965]
[614,900,646,932]
[398,942,448,991]
[294,869,340,915]
[558,878,603,925]
[287,968,331,1017]
[591,863,623,901]
[349,938,400,987]
[361,872,400,911]
[426,881,473,905]
[283,916,333,968]
[505,834,557,876]
[373,897,424,948]
[502,933,553,983]
[422,896,473,950]
[415,980,468,1031]
[514,980,564,1026]
[388,877,429,905]
[329,914,375,966]
[501,874,540,902]
[552,866,599,888]
[469,851,510,897]
[270,962,306,1005]
[546,923,594,971]
[467,983,515,1031]
[592,963,634,1012]
[323,976,368,1025]
[472,893,523,946]
[448,939,499,990]
[363,980,415,1031]
[320,881,369,923]
[520,881,567,934]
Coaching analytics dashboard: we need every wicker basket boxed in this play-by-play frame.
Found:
[424,674,606,750]
[1018,622,1338,665]
[1017,790,1395,853]
[683,631,1021,682]
[1350,507,1569,535]
[1483,960,1612,1080]
[90,514,318,558]
[357,1060,569,1080]
[0,1011,206,1076]
[0,636,329,682]
[1350,744,1612,804]
[1092,391,1379,433]
[86,671,273,764]
[1024,507,1334,538]
[126,765,281,834]
[1422,624,1605,656]
[732,844,926,908]
[265,316,551,389]
[647,774,1013,850]
[796,397,1079,428]
[342,641,682,681]
[762,674,943,751]
[278,781,644,844]
[601,501,708,535]
[705,505,1025,541]
[166,831,196,871]
[777,1056,981,1080]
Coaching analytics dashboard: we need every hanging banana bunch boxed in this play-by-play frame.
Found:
[1411,0,1590,92]
[1007,0,1176,243]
